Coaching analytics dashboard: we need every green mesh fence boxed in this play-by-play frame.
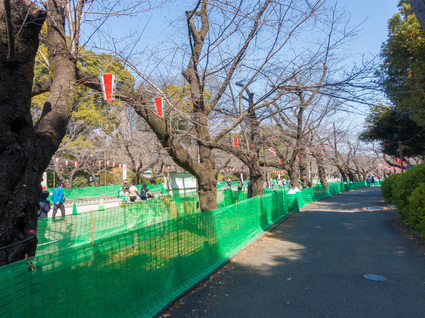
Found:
[47,184,166,200]
[0,181,365,318]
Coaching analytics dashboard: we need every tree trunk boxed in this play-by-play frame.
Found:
[196,113,218,211]
[0,1,46,266]
[1,0,79,265]
[336,166,348,182]
[299,148,311,188]
[197,166,217,212]
[289,159,299,189]
[248,166,263,198]
[314,152,328,187]
[408,0,425,32]
[246,155,263,198]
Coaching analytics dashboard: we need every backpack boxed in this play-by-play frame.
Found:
[38,201,50,217]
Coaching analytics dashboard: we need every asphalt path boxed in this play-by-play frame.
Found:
[161,186,425,318]
[62,199,121,215]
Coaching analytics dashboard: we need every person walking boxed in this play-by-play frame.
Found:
[226,178,232,190]
[247,178,252,198]
[52,181,65,218]
[366,176,371,187]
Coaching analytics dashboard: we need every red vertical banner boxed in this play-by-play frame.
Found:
[394,156,401,166]
[154,97,163,117]
[233,137,238,148]
[100,74,117,102]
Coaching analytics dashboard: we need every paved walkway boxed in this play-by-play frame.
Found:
[161,186,425,317]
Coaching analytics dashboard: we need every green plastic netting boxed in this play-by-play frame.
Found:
[46,184,166,200]
[0,181,366,317]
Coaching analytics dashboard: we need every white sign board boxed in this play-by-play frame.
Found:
[164,172,196,190]
[122,164,127,180]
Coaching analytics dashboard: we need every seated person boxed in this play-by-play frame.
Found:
[128,182,140,202]
[139,184,152,200]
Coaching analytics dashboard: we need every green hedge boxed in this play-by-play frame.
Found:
[382,163,425,236]
[381,174,399,202]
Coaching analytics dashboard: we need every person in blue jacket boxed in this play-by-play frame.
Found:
[52,181,65,218]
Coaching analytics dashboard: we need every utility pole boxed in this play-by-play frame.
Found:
[104,152,107,187]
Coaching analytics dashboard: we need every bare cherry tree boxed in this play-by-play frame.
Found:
[75,0,326,208]
[1,0,153,265]
[111,106,173,184]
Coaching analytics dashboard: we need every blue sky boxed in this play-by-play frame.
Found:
[89,0,400,72]
[86,0,401,129]
[339,0,399,59]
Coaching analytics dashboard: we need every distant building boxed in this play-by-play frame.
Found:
[164,171,196,190]
[143,170,152,178]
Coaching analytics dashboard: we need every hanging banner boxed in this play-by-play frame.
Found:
[100,73,117,102]
[154,97,164,117]
[394,156,401,165]
[268,147,276,156]
[233,137,238,148]
[393,156,407,167]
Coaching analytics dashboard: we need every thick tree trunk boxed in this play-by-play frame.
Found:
[289,159,299,189]
[314,152,328,187]
[196,113,217,211]
[337,166,348,182]
[0,1,46,266]
[248,165,263,198]
[197,165,217,212]
[299,148,311,188]
[347,170,356,182]
[1,0,78,266]
[245,152,263,198]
